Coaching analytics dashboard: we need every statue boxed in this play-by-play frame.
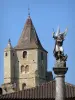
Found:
[52,26,68,67]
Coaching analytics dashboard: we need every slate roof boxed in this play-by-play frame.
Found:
[0,80,75,99]
[14,16,47,52]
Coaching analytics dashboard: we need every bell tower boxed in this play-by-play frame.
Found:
[14,15,52,90]
[4,39,15,84]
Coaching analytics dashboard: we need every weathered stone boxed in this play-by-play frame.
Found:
[53,65,68,100]
[55,75,65,100]
[54,60,66,68]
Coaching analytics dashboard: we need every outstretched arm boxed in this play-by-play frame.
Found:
[64,28,68,37]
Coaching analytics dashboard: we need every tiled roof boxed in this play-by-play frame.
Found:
[0,80,75,99]
[14,16,47,52]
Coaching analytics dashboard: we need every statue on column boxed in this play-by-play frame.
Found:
[52,26,68,67]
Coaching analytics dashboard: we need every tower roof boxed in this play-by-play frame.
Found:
[5,39,13,50]
[15,16,47,52]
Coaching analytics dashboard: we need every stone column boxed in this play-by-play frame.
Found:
[52,26,68,100]
[53,65,68,100]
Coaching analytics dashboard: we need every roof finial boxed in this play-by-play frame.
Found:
[28,5,30,17]
[8,38,11,44]
[8,38,12,48]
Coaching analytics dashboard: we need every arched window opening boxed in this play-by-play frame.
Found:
[21,65,24,73]
[5,52,8,57]
[25,65,29,73]
[23,51,27,58]
[22,83,26,90]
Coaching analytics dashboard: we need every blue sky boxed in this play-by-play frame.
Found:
[0,0,75,85]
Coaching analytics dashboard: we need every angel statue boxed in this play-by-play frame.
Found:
[52,26,68,61]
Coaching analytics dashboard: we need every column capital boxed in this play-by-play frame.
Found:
[53,67,68,75]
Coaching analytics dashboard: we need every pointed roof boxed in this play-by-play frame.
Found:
[15,16,47,52]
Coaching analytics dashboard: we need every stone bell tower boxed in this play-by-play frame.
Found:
[4,39,15,84]
[14,15,53,90]
[1,39,16,93]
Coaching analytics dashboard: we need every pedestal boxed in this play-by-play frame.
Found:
[53,67,68,100]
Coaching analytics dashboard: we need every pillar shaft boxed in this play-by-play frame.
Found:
[53,67,68,100]
[55,75,65,100]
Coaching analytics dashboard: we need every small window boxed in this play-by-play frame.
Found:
[22,83,26,90]
[21,65,24,73]
[25,65,29,73]
[23,51,27,58]
[5,52,8,56]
